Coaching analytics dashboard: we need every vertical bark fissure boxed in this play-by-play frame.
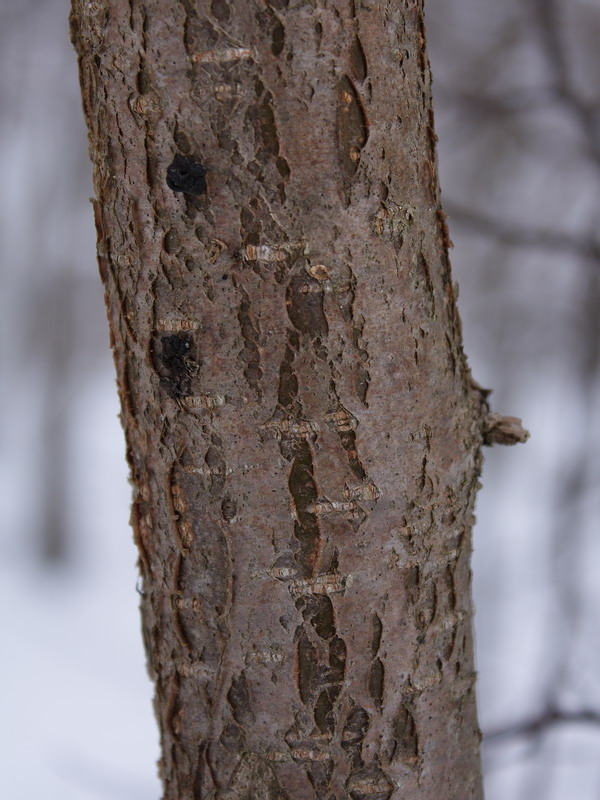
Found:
[71,1,487,798]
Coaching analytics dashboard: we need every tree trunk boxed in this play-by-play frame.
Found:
[71,1,487,797]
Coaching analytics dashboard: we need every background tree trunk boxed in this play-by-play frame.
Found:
[71,1,487,797]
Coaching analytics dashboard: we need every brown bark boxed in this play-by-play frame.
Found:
[71,1,488,797]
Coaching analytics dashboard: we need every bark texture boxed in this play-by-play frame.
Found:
[71,1,487,797]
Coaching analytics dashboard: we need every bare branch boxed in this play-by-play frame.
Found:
[532,0,600,165]
[484,707,600,743]
[445,203,600,262]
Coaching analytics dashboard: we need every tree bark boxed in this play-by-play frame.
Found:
[71,1,487,797]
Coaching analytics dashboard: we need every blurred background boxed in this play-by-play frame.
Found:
[1,0,599,797]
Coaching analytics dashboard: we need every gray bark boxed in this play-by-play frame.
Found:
[71,1,488,797]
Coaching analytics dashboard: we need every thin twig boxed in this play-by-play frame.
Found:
[485,707,600,743]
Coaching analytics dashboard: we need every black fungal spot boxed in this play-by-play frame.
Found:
[153,332,198,400]
[166,154,207,195]
[161,334,191,367]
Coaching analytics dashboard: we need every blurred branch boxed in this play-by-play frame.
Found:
[435,85,558,118]
[533,0,600,165]
[445,203,600,261]
[485,707,600,743]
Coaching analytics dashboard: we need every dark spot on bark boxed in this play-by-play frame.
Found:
[136,69,150,94]
[356,364,370,406]
[305,758,334,796]
[350,35,367,83]
[163,228,179,254]
[160,333,193,364]
[297,628,319,705]
[342,705,369,747]
[227,672,255,726]
[271,18,285,56]
[342,703,369,769]
[153,332,198,399]
[276,156,290,180]
[416,251,435,315]
[444,564,457,611]
[328,635,346,689]
[286,272,328,338]
[221,496,237,521]
[289,441,321,576]
[439,621,457,661]
[238,289,263,397]
[393,704,419,764]
[368,657,384,708]
[277,341,299,408]
[224,753,288,800]
[174,126,192,155]
[192,742,209,800]
[205,445,227,496]
[314,689,335,735]
[257,93,280,158]
[337,76,369,183]
[210,0,230,23]
[346,768,394,800]
[146,153,157,187]
[166,154,207,195]
[371,613,383,657]
[406,565,420,604]
[416,581,437,632]
[314,22,323,46]
[304,595,335,641]
[220,722,245,752]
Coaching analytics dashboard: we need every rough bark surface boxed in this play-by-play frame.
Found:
[71,1,486,798]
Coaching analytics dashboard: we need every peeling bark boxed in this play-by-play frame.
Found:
[71,1,488,797]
